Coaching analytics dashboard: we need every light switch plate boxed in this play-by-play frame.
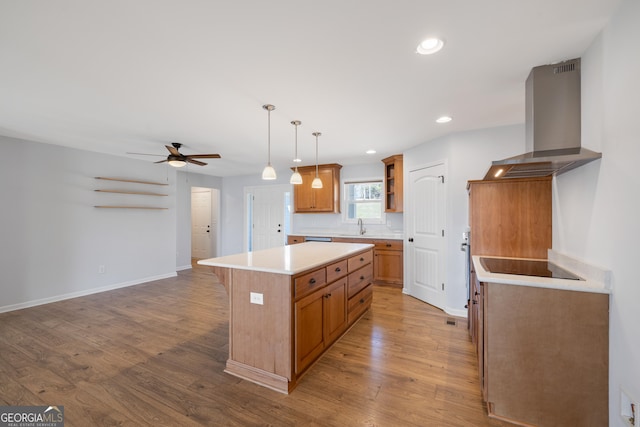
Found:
[250,292,264,305]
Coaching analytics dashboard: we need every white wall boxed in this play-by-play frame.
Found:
[403,124,525,314]
[0,136,178,312]
[553,0,640,424]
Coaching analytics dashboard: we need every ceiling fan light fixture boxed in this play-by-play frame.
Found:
[311,132,323,189]
[262,104,277,180]
[290,120,303,185]
[167,155,187,167]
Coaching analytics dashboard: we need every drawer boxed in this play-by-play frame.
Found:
[287,235,305,245]
[326,259,348,283]
[294,268,326,299]
[348,284,373,324]
[348,250,373,272]
[347,267,372,298]
[373,240,403,251]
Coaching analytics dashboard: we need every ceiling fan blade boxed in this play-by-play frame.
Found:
[186,158,207,166]
[185,154,221,159]
[127,152,165,157]
[166,145,181,156]
[154,159,168,164]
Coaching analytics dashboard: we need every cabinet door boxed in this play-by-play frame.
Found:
[293,170,317,211]
[373,249,403,284]
[295,288,325,374]
[311,168,336,212]
[323,278,347,345]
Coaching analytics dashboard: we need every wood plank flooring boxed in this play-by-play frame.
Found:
[0,263,509,426]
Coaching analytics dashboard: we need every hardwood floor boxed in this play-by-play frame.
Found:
[0,264,509,426]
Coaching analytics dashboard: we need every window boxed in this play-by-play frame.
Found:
[344,180,384,223]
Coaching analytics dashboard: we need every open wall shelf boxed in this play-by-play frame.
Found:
[95,177,168,186]
[94,177,170,209]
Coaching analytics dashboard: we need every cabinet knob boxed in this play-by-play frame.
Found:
[386,243,391,247]
[408,238,414,242]
[324,293,332,299]
[309,278,316,285]
[360,276,365,280]
[473,300,478,305]
[360,298,365,304]
[335,267,341,272]
[360,257,364,262]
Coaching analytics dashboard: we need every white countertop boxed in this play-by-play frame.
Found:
[296,232,404,240]
[473,255,611,294]
[197,242,374,275]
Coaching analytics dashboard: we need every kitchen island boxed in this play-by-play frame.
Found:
[197,242,374,393]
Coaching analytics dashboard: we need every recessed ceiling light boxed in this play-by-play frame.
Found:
[436,116,452,123]
[417,38,444,55]
[366,149,376,154]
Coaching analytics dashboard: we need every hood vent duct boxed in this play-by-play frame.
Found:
[486,58,601,180]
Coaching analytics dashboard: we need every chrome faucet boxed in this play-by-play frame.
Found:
[357,218,366,235]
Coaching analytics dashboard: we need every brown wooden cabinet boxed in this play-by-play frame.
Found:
[477,280,608,426]
[294,278,347,374]
[293,249,371,376]
[467,176,552,259]
[287,235,305,245]
[333,237,403,287]
[373,240,403,286]
[382,155,403,212]
[293,163,342,213]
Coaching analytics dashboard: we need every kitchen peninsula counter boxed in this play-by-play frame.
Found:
[197,242,374,393]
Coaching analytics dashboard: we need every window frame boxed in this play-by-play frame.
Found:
[342,178,385,224]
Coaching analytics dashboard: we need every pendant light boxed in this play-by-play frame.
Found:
[261,104,277,180]
[290,120,303,185]
[311,132,323,189]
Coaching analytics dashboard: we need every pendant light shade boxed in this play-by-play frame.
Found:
[262,104,277,180]
[290,120,303,185]
[311,132,323,189]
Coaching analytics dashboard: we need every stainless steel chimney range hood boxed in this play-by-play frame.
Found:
[485,58,601,180]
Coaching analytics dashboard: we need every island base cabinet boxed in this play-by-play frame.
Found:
[217,245,373,394]
[482,282,608,427]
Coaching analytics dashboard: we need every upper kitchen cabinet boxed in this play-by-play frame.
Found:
[293,164,342,213]
[468,176,551,259]
[382,155,403,212]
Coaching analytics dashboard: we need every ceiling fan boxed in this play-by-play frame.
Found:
[129,142,221,167]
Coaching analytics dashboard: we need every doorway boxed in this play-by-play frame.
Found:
[406,162,446,310]
[191,187,220,261]
[245,184,292,252]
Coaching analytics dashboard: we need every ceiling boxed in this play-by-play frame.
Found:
[0,0,621,177]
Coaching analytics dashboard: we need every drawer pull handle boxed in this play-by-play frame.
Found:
[309,278,316,285]
[360,276,365,280]
[386,243,391,247]
[360,298,365,303]
[324,293,332,298]
[359,257,364,262]
[335,267,341,272]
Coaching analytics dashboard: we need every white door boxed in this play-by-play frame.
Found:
[191,188,213,259]
[249,185,289,251]
[406,163,446,309]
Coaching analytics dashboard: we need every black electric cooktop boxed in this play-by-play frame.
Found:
[480,257,583,280]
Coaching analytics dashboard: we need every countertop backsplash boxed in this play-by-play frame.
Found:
[291,212,403,239]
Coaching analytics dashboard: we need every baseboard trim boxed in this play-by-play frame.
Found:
[0,272,178,313]
[176,264,193,271]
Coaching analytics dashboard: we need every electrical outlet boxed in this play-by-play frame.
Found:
[98,265,105,274]
[621,389,638,427]
[250,292,263,305]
